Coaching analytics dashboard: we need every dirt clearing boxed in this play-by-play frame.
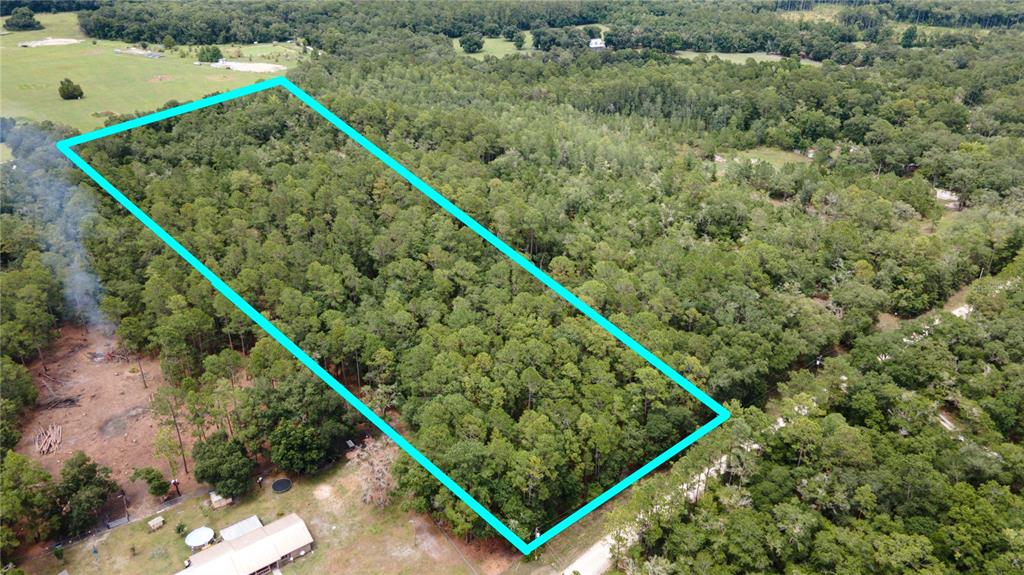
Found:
[14,326,199,519]
[18,37,81,48]
[210,60,287,72]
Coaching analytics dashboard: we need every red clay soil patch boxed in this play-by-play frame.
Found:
[14,326,200,519]
[465,535,517,575]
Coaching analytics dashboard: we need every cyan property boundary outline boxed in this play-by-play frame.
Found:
[56,76,730,555]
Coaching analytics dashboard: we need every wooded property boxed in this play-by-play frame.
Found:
[1,1,1022,574]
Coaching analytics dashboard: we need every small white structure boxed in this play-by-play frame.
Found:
[209,491,233,509]
[148,516,165,531]
[589,38,606,50]
[219,515,263,542]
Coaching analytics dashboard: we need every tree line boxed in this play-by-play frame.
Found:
[68,13,1023,541]
[611,253,1024,574]
[0,0,1021,564]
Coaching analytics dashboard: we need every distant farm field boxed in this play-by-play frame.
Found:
[0,13,302,131]
[674,50,822,66]
[778,4,843,23]
[453,33,535,59]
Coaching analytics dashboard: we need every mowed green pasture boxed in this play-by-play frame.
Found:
[453,32,535,59]
[675,50,822,66]
[0,13,300,131]
[778,4,843,23]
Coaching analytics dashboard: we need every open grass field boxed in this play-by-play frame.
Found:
[779,4,990,38]
[454,33,535,59]
[675,50,822,67]
[890,21,991,37]
[20,460,517,575]
[0,13,301,131]
[778,4,843,23]
[0,143,12,163]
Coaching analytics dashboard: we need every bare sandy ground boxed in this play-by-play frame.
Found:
[18,37,81,47]
[210,60,287,73]
[15,326,200,519]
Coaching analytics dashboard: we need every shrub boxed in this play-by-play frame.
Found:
[459,32,484,54]
[196,45,223,62]
[130,467,170,497]
[58,78,84,100]
[4,7,42,31]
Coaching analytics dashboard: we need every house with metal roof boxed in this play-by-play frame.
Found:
[175,513,314,575]
[220,515,264,542]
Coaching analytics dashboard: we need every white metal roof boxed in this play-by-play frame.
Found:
[175,513,313,575]
[219,515,263,542]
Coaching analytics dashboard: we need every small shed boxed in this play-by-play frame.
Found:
[148,516,165,531]
[589,38,606,50]
[209,491,233,509]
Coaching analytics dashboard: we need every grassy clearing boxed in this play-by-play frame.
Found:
[0,143,12,163]
[778,4,843,23]
[21,461,506,575]
[0,13,300,131]
[453,33,535,59]
[876,312,902,332]
[733,146,812,169]
[674,50,822,67]
[891,21,991,37]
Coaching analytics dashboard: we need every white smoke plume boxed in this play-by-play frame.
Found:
[1,120,112,331]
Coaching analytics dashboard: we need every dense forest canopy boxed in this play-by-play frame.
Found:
[1,0,1022,570]
[612,256,1024,574]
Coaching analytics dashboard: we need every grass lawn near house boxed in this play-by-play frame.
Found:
[21,461,510,575]
[0,13,299,131]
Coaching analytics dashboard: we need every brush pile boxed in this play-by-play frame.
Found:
[34,424,62,454]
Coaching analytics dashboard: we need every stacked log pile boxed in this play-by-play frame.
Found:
[34,424,62,454]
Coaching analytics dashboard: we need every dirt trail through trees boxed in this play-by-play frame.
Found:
[561,418,787,575]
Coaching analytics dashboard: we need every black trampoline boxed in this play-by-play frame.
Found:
[271,478,292,493]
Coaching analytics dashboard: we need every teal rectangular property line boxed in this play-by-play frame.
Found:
[56,76,730,555]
